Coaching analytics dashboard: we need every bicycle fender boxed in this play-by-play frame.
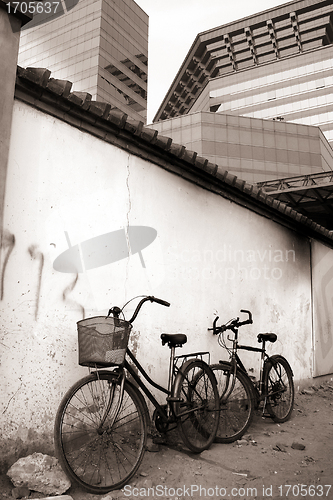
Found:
[264,355,294,376]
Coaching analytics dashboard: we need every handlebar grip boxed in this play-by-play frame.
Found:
[240,309,253,324]
[150,296,170,307]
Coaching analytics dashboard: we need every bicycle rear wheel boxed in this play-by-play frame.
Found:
[54,371,147,494]
[264,355,294,423]
[211,363,254,443]
[173,359,219,453]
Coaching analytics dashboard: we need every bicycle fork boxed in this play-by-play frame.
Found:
[96,369,126,432]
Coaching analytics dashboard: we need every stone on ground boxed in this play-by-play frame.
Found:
[7,453,71,495]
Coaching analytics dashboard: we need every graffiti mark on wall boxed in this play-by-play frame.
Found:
[28,245,44,320]
[62,273,85,318]
[53,227,157,273]
[0,230,15,300]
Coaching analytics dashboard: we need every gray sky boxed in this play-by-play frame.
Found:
[137,0,288,122]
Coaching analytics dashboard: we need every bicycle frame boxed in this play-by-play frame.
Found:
[115,347,212,426]
[124,347,170,423]
[223,324,270,404]
[107,295,213,427]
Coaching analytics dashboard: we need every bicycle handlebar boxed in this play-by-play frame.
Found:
[208,309,253,335]
[150,296,171,307]
[108,295,170,324]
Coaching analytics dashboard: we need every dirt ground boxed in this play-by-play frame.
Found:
[1,380,333,500]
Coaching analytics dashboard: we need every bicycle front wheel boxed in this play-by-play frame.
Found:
[54,371,148,494]
[211,363,254,443]
[264,355,294,423]
[173,359,219,453]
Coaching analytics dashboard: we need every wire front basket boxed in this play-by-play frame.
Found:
[77,316,131,367]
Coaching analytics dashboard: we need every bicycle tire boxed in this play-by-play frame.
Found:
[210,362,254,443]
[263,355,294,423]
[173,359,219,453]
[54,370,148,494]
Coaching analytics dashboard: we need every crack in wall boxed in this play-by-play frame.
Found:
[125,155,131,292]
[2,377,23,414]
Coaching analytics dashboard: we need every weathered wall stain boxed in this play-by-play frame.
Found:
[320,264,333,358]
[28,244,44,320]
[0,229,15,300]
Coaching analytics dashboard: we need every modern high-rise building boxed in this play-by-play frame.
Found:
[18,0,148,122]
[153,0,333,148]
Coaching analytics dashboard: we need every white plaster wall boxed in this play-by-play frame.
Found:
[311,239,333,377]
[0,100,313,466]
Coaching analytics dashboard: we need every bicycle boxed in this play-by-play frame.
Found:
[208,309,294,443]
[54,295,219,494]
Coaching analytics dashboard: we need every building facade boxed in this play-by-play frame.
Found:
[18,0,148,121]
[154,0,333,148]
[148,110,333,184]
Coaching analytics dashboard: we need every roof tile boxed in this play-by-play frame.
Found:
[107,108,128,128]
[70,91,92,110]
[181,149,197,165]
[24,67,51,87]
[46,78,72,97]
[141,127,158,143]
[154,134,172,151]
[89,101,112,119]
[169,143,186,158]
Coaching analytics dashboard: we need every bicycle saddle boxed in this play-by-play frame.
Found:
[258,333,277,343]
[161,333,187,348]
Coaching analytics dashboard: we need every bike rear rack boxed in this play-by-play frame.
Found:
[174,351,210,371]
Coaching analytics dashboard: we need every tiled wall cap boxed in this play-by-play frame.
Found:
[256,190,267,202]
[70,91,92,110]
[124,118,144,135]
[223,173,238,186]
[242,184,254,195]
[107,108,128,128]
[169,143,186,158]
[195,156,209,170]
[205,162,218,176]
[141,127,158,144]
[46,78,72,98]
[181,149,197,165]
[24,67,51,87]
[89,102,111,119]
[154,135,173,151]
[234,178,246,190]
[215,169,228,180]
[66,93,84,106]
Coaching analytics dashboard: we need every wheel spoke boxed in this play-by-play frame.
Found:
[174,360,219,453]
[55,373,147,494]
[265,357,294,422]
[211,363,253,443]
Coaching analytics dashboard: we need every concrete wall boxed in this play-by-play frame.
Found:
[0,98,331,469]
[312,239,333,377]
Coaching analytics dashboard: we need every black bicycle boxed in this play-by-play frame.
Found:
[208,309,294,443]
[54,295,219,494]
